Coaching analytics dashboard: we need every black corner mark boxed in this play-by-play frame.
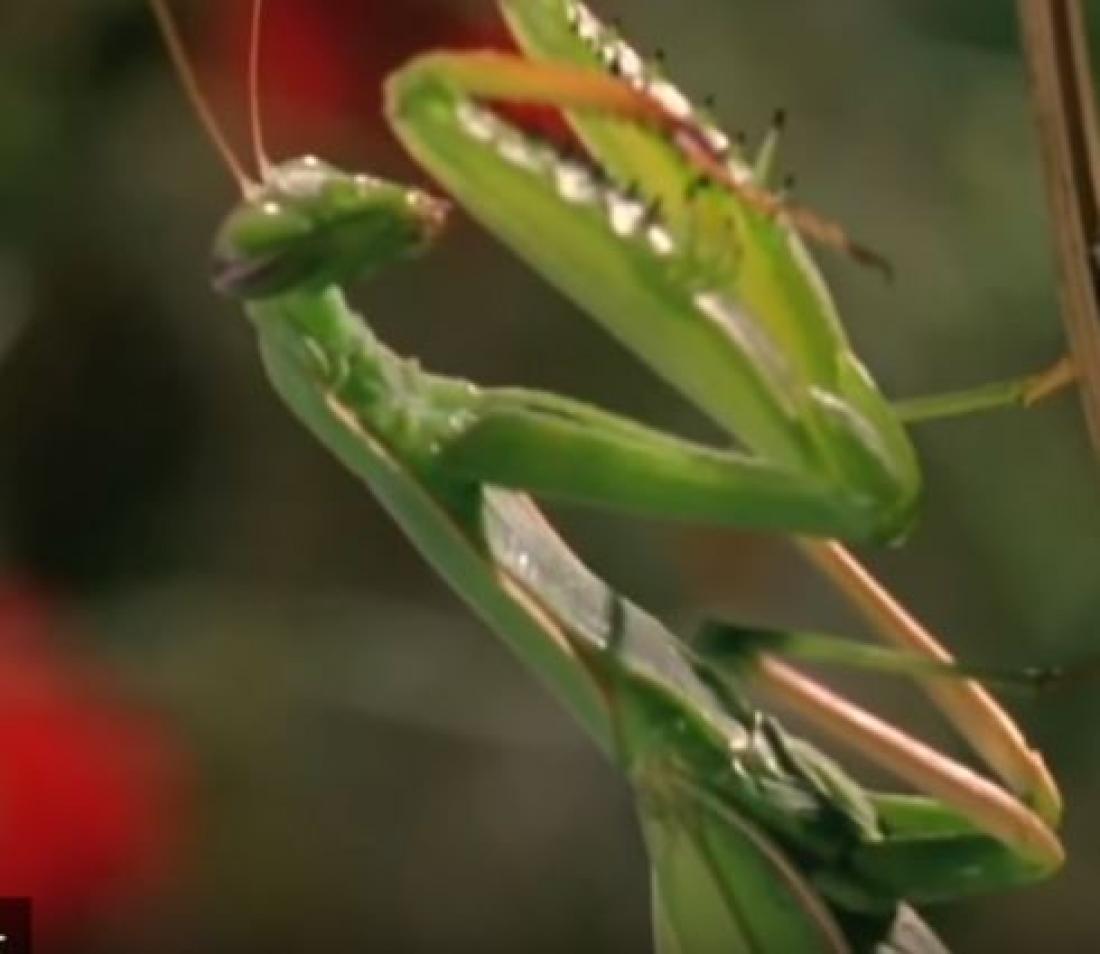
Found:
[0,899,31,954]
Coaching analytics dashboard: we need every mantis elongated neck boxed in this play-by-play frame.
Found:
[247,284,379,355]
[245,286,395,403]
[244,285,476,478]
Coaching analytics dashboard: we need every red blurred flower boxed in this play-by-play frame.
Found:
[0,581,192,943]
[205,0,500,146]
[203,0,569,161]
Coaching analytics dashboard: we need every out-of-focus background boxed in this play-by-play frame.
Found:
[1,0,1099,950]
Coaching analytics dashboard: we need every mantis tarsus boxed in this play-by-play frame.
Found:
[150,0,1073,950]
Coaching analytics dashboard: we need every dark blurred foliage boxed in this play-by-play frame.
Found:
[1,0,1100,951]
[895,0,1020,51]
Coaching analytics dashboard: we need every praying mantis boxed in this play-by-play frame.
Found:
[149,0,1077,950]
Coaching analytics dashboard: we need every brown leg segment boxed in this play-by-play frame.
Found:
[799,540,1061,825]
[755,657,1063,868]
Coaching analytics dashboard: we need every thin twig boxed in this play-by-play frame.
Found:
[1017,0,1100,456]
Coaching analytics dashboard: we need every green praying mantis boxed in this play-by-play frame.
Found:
[150,0,1078,950]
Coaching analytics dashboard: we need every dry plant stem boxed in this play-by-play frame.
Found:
[755,657,1064,867]
[1023,354,1077,405]
[1017,0,1100,453]
[797,539,1062,824]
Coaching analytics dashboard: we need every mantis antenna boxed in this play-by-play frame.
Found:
[148,0,256,195]
[249,0,273,177]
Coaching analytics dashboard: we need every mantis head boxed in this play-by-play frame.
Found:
[212,157,449,299]
[146,1,449,300]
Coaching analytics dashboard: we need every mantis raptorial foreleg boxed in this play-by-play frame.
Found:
[381,17,1064,827]
[441,388,884,539]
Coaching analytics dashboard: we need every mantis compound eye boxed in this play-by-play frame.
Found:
[211,156,450,299]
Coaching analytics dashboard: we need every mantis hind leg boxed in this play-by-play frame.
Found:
[799,540,1063,826]
[893,355,1075,424]
[839,794,1055,905]
[689,620,1064,875]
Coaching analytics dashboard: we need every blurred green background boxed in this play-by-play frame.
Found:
[2,0,1099,950]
